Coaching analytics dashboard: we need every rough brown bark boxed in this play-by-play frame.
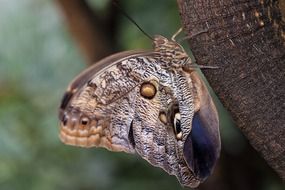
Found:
[56,0,111,65]
[177,0,285,180]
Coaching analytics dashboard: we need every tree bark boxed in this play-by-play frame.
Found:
[177,0,285,180]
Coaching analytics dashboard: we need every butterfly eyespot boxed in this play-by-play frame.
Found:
[140,82,157,99]
[80,117,89,126]
[63,119,67,126]
[159,112,168,124]
[62,114,68,126]
[173,112,183,140]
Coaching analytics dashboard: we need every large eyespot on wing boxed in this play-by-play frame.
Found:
[183,71,220,180]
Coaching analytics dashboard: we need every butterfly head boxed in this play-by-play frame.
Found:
[153,35,190,67]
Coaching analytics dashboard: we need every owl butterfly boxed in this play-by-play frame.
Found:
[58,29,220,188]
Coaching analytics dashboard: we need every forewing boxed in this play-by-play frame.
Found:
[59,50,154,152]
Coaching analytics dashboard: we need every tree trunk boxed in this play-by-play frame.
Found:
[177,0,285,180]
[56,0,112,65]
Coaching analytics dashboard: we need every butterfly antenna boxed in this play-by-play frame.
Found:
[177,29,208,43]
[183,64,219,70]
[113,1,154,41]
[171,28,183,41]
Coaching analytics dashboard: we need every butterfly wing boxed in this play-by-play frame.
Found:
[59,50,219,188]
[183,71,220,181]
[59,50,155,152]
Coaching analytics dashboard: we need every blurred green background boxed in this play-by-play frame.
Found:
[0,0,284,190]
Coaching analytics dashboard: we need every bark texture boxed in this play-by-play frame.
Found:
[177,0,285,180]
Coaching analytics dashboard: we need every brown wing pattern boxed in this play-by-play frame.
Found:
[58,36,220,188]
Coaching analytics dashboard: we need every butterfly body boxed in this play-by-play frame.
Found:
[59,35,220,188]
